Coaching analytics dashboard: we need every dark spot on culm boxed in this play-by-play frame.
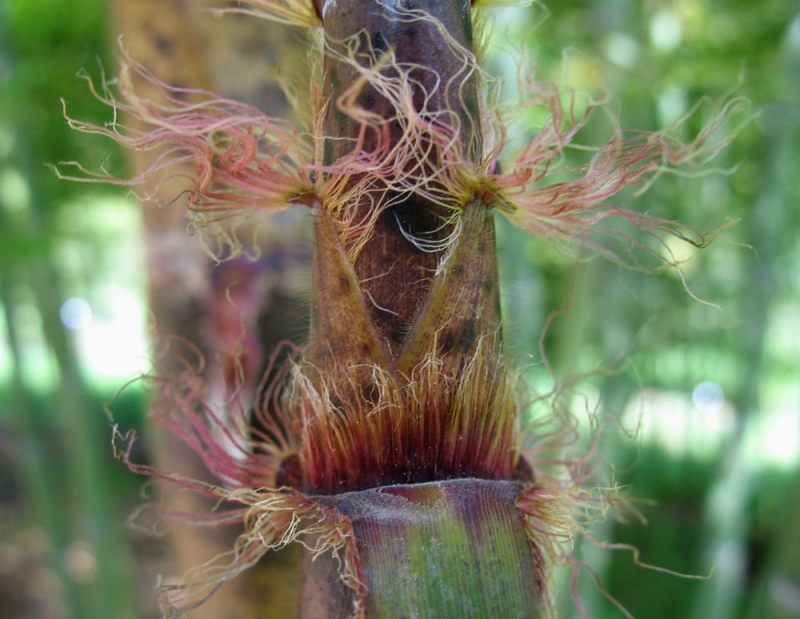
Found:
[459,319,478,350]
[404,26,418,41]
[360,381,380,406]
[171,84,189,101]
[371,31,389,54]
[439,321,479,356]
[154,34,173,55]
[439,330,457,355]
[358,89,376,110]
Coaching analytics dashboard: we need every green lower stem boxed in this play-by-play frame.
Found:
[301,478,540,618]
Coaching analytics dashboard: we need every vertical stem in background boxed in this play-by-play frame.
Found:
[0,226,91,619]
[109,4,242,616]
[0,126,142,618]
[683,17,797,619]
[693,31,795,619]
[28,244,140,619]
[742,28,800,617]
[110,0,309,616]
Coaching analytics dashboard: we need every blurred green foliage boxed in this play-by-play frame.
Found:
[1,0,145,618]
[495,1,800,618]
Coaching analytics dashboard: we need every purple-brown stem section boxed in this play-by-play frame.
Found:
[300,479,541,618]
[313,0,482,347]
[296,0,518,495]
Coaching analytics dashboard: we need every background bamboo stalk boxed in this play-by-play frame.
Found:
[110,0,309,615]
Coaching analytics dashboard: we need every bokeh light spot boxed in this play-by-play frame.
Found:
[60,297,93,331]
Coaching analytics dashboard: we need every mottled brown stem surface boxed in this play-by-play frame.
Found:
[315,0,483,347]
